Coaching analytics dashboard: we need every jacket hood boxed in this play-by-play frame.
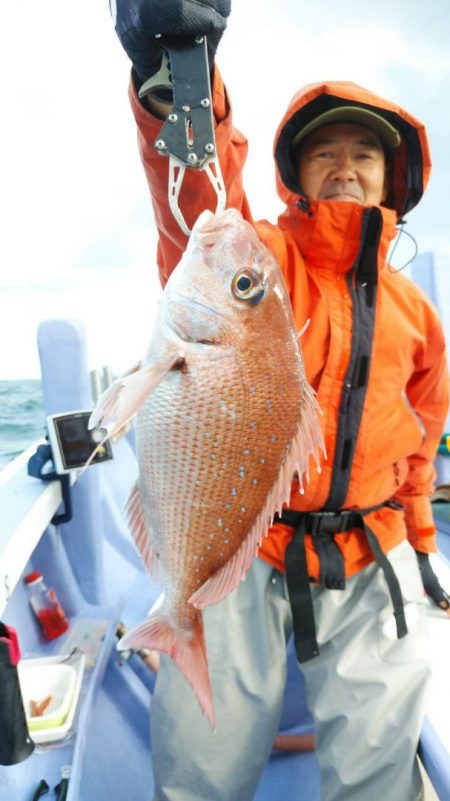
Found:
[274,81,431,218]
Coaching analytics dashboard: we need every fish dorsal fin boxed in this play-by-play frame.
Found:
[189,381,324,609]
[125,482,159,581]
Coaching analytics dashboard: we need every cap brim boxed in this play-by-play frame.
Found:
[292,106,401,151]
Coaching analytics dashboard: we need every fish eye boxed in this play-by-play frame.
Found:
[231,269,266,303]
[237,275,252,292]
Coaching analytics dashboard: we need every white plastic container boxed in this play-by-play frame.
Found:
[18,653,85,742]
[19,662,76,730]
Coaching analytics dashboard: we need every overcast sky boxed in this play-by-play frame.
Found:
[1,0,450,379]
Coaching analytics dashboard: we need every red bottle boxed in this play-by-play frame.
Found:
[23,571,69,641]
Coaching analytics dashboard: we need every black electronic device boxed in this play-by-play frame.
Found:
[46,411,113,474]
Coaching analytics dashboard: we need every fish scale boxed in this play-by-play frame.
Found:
[89,208,324,728]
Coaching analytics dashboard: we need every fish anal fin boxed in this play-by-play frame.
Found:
[189,518,265,610]
[118,613,215,729]
[125,482,159,581]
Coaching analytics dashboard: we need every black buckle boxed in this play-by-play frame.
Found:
[305,509,355,537]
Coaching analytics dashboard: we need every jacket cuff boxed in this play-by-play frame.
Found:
[401,495,437,552]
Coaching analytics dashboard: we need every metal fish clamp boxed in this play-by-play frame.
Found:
[139,35,226,236]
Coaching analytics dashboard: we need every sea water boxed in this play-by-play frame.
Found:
[0,380,45,470]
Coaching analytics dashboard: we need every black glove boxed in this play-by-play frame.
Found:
[111,0,231,86]
[416,551,450,611]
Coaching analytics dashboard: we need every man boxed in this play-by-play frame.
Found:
[111,3,450,800]
[295,121,389,205]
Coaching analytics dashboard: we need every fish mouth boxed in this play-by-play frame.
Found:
[167,295,223,345]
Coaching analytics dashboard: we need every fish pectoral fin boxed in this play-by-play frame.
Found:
[89,352,185,434]
[118,613,215,730]
[125,482,159,581]
[83,351,185,467]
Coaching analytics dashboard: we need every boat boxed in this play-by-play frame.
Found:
[0,249,449,801]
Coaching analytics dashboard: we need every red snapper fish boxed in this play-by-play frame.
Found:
[89,209,324,728]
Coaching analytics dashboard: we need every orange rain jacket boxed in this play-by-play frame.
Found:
[129,73,449,581]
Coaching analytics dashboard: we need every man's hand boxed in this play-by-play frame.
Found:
[416,551,450,616]
[110,0,231,86]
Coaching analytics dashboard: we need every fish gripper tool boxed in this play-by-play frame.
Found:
[139,35,226,236]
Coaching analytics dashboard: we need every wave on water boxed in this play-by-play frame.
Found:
[0,380,46,469]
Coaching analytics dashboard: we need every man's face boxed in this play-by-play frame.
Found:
[297,122,387,206]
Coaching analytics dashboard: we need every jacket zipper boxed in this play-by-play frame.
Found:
[323,207,383,510]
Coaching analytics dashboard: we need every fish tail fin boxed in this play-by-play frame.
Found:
[118,613,215,729]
